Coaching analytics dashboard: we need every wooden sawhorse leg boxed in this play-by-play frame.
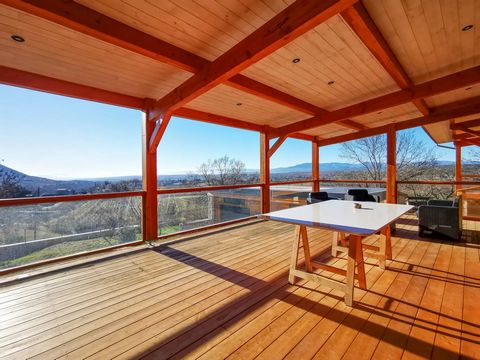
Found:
[289,225,312,284]
[345,234,366,306]
[331,232,347,257]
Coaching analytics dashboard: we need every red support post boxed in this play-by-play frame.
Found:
[312,142,320,192]
[142,101,158,241]
[260,132,270,213]
[387,126,397,204]
[455,144,462,192]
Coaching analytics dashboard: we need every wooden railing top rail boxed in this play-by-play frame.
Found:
[456,185,480,192]
[157,183,263,195]
[3,179,480,208]
[320,179,386,184]
[271,180,313,185]
[398,180,480,185]
[0,191,145,207]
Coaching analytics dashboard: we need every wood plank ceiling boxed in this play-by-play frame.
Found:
[0,0,479,143]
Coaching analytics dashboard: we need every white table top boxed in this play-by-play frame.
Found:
[260,200,413,235]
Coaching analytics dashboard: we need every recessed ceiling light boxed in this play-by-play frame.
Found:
[327,81,335,85]
[292,58,301,64]
[236,102,242,106]
[10,35,25,43]
[462,24,473,31]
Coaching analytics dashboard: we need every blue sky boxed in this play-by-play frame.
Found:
[0,84,457,179]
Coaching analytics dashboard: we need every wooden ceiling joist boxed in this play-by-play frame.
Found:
[267,136,288,158]
[149,0,358,149]
[341,2,429,116]
[272,65,480,138]
[174,108,315,142]
[453,130,477,138]
[0,65,144,110]
[456,139,480,147]
[453,125,480,138]
[0,0,362,133]
[451,118,480,131]
[0,65,314,142]
[173,108,264,133]
[0,0,206,73]
[318,98,480,146]
[227,75,365,132]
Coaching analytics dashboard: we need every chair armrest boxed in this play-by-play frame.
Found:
[427,200,454,207]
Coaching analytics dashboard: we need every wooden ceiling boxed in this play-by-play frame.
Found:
[0,0,480,146]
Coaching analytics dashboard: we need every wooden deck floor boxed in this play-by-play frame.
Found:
[0,215,479,359]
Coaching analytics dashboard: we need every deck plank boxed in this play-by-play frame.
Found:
[0,216,477,360]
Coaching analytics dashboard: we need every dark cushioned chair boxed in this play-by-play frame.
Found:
[346,189,378,202]
[418,198,462,241]
[307,192,334,204]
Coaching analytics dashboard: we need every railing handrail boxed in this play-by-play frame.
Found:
[397,180,480,185]
[320,179,386,184]
[0,191,145,207]
[317,179,480,186]
[3,178,480,208]
[270,179,313,185]
[157,183,263,195]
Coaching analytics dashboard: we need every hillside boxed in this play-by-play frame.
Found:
[0,164,95,195]
[0,160,462,196]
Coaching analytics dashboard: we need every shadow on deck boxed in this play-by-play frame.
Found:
[0,215,478,359]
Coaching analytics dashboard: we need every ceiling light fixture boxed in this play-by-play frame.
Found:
[462,24,473,31]
[11,35,25,42]
[292,58,300,64]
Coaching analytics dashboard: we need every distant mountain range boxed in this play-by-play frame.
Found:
[271,160,461,174]
[0,160,463,195]
[0,164,96,195]
[271,162,365,173]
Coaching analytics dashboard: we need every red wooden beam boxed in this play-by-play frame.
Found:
[149,0,357,122]
[0,0,206,73]
[451,118,480,130]
[228,75,365,131]
[338,119,368,131]
[272,65,480,138]
[174,108,315,141]
[267,135,288,158]
[453,133,476,140]
[1,0,364,132]
[341,3,429,115]
[456,139,480,147]
[318,98,480,146]
[452,125,480,138]
[148,115,171,151]
[174,108,264,132]
[0,65,144,110]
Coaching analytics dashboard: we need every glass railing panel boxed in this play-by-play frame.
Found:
[157,187,261,236]
[0,196,141,269]
[270,182,313,210]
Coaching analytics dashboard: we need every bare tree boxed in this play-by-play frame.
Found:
[0,168,30,199]
[340,130,438,181]
[198,155,246,185]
